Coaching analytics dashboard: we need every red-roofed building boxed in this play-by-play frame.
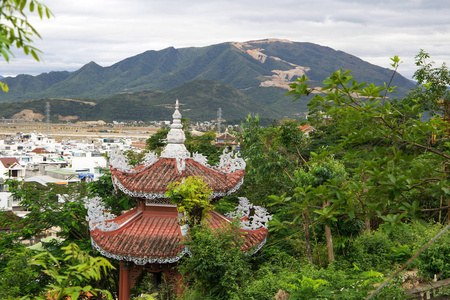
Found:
[299,124,317,135]
[86,101,270,299]
[30,147,52,154]
[0,157,24,180]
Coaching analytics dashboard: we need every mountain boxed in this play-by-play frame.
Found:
[0,80,279,123]
[0,39,416,120]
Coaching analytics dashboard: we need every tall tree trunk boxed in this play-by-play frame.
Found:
[323,200,334,262]
[365,218,371,233]
[303,211,313,264]
[325,224,334,262]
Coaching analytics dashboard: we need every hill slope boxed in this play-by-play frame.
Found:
[0,80,278,122]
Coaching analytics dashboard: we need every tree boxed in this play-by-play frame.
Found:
[405,49,450,114]
[0,247,43,298]
[165,176,213,227]
[178,221,252,299]
[239,116,308,201]
[0,0,53,91]
[146,128,169,154]
[89,172,137,216]
[185,130,221,164]
[29,243,113,300]
[0,0,52,62]
[2,180,91,243]
[294,154,347,262]
[287,55,450,227]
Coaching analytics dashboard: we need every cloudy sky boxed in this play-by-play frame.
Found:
[0,0,449,80]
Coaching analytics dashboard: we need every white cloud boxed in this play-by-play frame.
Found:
[0,0,449,80]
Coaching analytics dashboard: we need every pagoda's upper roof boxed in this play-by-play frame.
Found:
[111,156,245,203]
[110,99,246,203]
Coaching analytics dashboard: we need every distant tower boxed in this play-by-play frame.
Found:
[45,101,50,137]
[217,107,222,134]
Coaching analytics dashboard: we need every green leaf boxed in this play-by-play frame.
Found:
[70,292,80,300]
[30,49,39,61]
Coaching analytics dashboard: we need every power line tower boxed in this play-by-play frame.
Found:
[217,107,222,134]
[46,101,50,137]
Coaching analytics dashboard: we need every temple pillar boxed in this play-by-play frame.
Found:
[120,261,132,300]
[119,263,123,299]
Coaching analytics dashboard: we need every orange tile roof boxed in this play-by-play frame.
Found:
[299,125,316,133]
[90,207,267,262]
[111,158,245,201]
[31,147,52,154]
[91,208,184,260]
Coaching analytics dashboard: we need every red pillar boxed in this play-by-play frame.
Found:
[119,261,132,300]
[119,262,123,299]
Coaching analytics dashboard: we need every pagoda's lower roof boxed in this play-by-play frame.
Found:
[90,206,268,266]
[111,157,245,202]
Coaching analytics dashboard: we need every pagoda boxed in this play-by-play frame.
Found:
[85,100,270,300]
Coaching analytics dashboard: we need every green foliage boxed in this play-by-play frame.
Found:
[240,253,407,300]
[405,49,450,114]
[294,153,347,188]
[0,0,52,62]
[146,127,170,154]
[185,130,221,165]
[287,54,450,229]
[179,221,252,300]
[89,172,136,216]
[290,275,330,299]
[166,176,213,227]
[239,116,304,201]
[0,248,44,298]
[416,225,450,280]
[5,180,90,243]
[124,149,148,166]
[0,179,122,298]
[27,243,113,300]
[346,231,395,271]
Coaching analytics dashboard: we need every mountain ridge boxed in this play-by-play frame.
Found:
[0,39,416,121]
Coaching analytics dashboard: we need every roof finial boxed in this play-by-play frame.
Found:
[160,100,190,159]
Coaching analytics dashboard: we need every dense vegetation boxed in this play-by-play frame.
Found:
[0,52,450,299]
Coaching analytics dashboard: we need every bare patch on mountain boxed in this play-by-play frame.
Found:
[232,41,310,90]
[11,109,45,121]
[260,66,310,90]
[48,98,96,106]
[58,115,79,122]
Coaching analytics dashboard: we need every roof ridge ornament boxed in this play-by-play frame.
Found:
[225,197,272,230]
[160,99,190,159]
[214,148,246,173]
[109,150,137,173]
[110,149,159,172]
[85,197,119,232]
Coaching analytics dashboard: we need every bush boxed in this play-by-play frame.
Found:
[179,221,252,300]
[417,225,450,280]
[346,231,395,271]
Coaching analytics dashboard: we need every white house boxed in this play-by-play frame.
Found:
[0,157,25,181]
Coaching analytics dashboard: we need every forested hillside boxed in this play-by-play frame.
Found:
[0,80,283,122]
